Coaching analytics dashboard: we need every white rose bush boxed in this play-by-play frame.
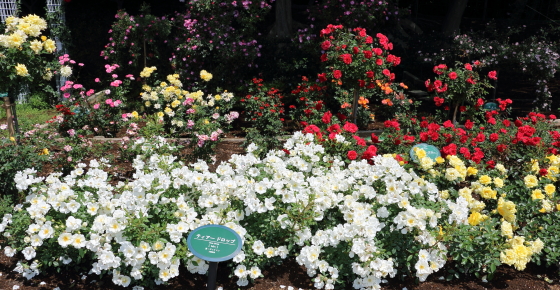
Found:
[3,131,467,289]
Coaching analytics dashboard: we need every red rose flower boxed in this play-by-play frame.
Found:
[448,72,458,80]
[433,64,447,75]
[376,58,383,66]
[371,133,380,143]
[465,120,474,130]
[321,111,332,124]
[320,53,328,62]
[318,73,327,82]
[340,54,353,64]
[488,71,498,80]
[366,71,374,78]
[442,143,457,156]
[464,63,473,70]
[336,113,347,121]
[361,145,377,159]
[460,147,471,158]
[321,40,332,50]
[363,50,373,59]
[303,124,321,134]
[496,144,507,152]
[353,135,366,146]
[327,123,341,133]
[343,122,358,133]
[372,48,383,56]
[347,150,358,160]
[434,96,444,106]
[489,133,499,142]
[474,132,486,142]
[333,70,342,79]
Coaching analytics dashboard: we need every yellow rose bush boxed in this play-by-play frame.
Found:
[400,144,558,279]
[140,69,239,161]
[0,15,60,94]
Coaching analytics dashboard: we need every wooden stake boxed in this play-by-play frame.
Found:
[2,96,15,138]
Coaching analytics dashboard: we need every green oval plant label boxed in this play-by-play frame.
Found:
[186,224,242,262]
[483,102,498,110]
[410,143,441,163]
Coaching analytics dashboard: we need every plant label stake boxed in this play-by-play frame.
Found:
[186,224,243,290]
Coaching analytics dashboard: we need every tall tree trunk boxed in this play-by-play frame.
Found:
[442,0,469,37]
[269,0,292,38]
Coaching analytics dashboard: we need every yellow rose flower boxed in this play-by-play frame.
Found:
[414,147,426,159]
[468,211,488,226]
[544,184,555,197]
[496,164,507,175]
[43,38,56,53]
[29,39,43,54]
[7,32,26,48]
[471,200,486,212]
[547,166,559,181]
[420,157,434,170]
[497,197,517,223]
[479,175,492,185]
[531,189,545,200]
[466,166,478,176]
[139,66,157,78]
[531,159,540,173]
[524,175,539,188]
[540,199,553,213]
[5,16,16,27]
[501,220,513,239]
[493,177,504,188]
[15,63,29,76]
[458,187,474,203]
[131,111,139,118]
[200,69,213,81]
[480,186,497,199]
[22,14,47,31]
